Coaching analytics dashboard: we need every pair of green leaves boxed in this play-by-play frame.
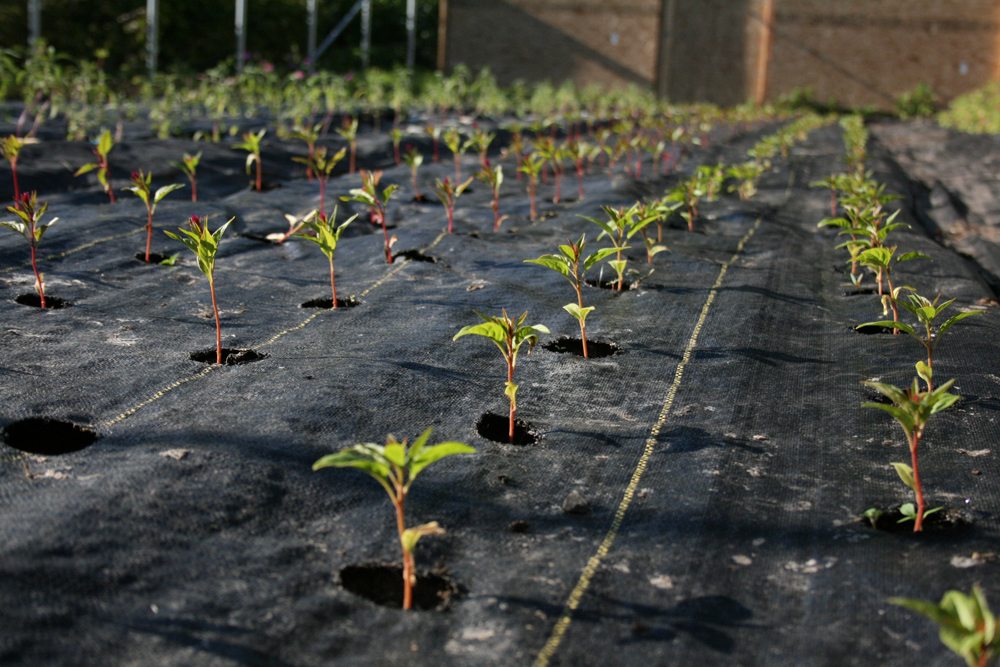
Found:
[1,192,58,246]
[235,129,266,175]
[336,117,359,143]
[73,128,115,190]
[525,234,616,326]
[295,207,357,260]
[123,170,184,213]
[342,170,399,211]
[293,146,347,180]
[164,215,233,281]
[891,586,997,667]
[453,309,550,367]
[862,371,960,442]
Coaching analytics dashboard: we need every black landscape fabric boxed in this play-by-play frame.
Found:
[0,115,998,666]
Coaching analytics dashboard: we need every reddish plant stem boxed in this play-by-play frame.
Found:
[553,170,562,204]
[30,243,45,309]
[393,494,413,610]
[255,158,262,193]
[393,143,401,166]
[453,155,461,182]
[328,257,338,309]
[446,203,455,234]
[886,270,900,334]
[687,204,696,232]
[575,161,585,200]
[306,143,315,180]
[507,358,515,443]
[910,431,925,532]
[528,177,537,221]
[318,177,327,218]
[574,280,589,359]
[190,176,198,203]
[144,208,154,263]
[349,142,357,174]
[10,158,19,200]
[378,209,393,264]
[829,189,837,216]
[102,157,116,203]
[491,189,501,231]
[209,279,222,365]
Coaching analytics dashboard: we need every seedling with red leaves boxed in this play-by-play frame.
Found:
[2,135,36,201]
[123,170,184,263]
[476,163,507,231]
[74,129,116,203]
[434,176,473,234]
[313,428,475,610]
[863,369,960,532]
[337,117,359,173]
[454,310,549,443]
[342,170,399,263]
[175,152,202,202]
[292,122,323,180]
[1,192,58,308]
[235,129,266,192]
[294,146,346,220]
[164,215,234,365]
[294,206,358,308]
[403,146,425,201]
[525,234,616,358]
[519,153,545,221]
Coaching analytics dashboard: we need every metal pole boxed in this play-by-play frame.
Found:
[361,0,371,69]
[146,0,159,76]
[28,0,41,45]
[405,0,416,70]
[307,0,318,71]
[235,0,247,72]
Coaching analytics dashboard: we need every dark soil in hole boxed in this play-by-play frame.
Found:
[340,563,458,611]
[300,296,361,309]
[476,412,538,445]
[543,336,620,358]
[189,348,268,365]
[861,386,892,405]
[237,232,279,244]
[134,252,170,264]
[394,249,437,263]
[853,324,896,335]
[585,278,635,291]
[249,181,282,192]
[539,210,559,220]
[15,293,72,309]
[861,505,971,535]
[842,286,877,296]
[3,417,98,455]
[412,194,431,203]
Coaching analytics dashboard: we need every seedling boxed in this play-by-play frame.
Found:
[164,215,234,365]
[443,127,466,182]
[337,117,359,174]
[294,206,358,308]
[342,170,399,264]
[0,192,58,308]
[313,428,475,611]
[476,162,507,231]
[453,310,549,443]
[294,146,346,219]
[726,161,764,201]
[525,235,616,358]
[665,174,706,232]
[123,170,184,263]
[536,138,567,203]
[2,135,36,201]
[402,146,425,199]
[235,129,266,192]
[862,370,960,532]
[469,128,494,169]
[425,124,442,163]
[568,139,597,200]
[634,200,671,263]
[391,126,403,165]
[584,204,654,291]
[434,176,473,234]
[519,154,545,221]
[175,152,202,202]
[292,122,323,180]
[74,129,116,203]
[891,585,998,667]
[856,245,928,332]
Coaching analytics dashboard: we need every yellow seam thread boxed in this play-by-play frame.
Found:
[534,217,762,667]
[92,230,449,429]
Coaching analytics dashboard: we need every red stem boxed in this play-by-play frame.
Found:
[30,243,45,309]
[10,158,19,200]
[210,279,222,364]
[393,494,413,610]
[910,431,924,532]
[553,171,561,204]
[255,156,262,192]
[144,207,154,263]
[492,189,501,231]
[529,178,537,221]
[349,143,356,174]
[454,154,461,182]
[507,358,515,443]
[191,176,198,203]
[379,209,393,264]
[329,257,338,309]
[574,280,589,359]
[319,177,327,218]
[447,203,454,234]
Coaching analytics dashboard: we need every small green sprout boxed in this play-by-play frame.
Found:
[856,245,929,332]
[235,129,266,192]
[434,176,473,234]
[164,214,234,365]
[519,153,545,221]
[294,206,358,309]
[294,146,347,219]
[469,128,494,169]
[175,151,202,202]
[858,292,982,390]
[123,170,184,263]
[726,161,764,201]
[342,170,399,264]
[536,138,568,203]
[453,309,549,443]
[443,127,466,182]
[476,162,507,231]
[425,124,442,163]
[584,203,654,291]
[0,192,58,308]
[391,126,403,165]
[403,145,425,200]
[2,134,36,201]
[525,234,616,359]
[891,585,997,667]
[337,117,359,174]
[74,129,116,203]
[665,174,705,233]
[313,428,475,611]
[292,121,323,180]
[863,369,960,532]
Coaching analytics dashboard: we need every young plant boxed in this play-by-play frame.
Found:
[891,585,998,667]
[856,245,928,332]
[74,129,116,203]
[519,153,545,221]
[402,146,425,200]
[294,146,347,219]
[391,126,403,165]
[476,162,507,231]
[235,129,266,192]
[469,128,494,169]
[425,124,442,163]
[634,200,671,264]
[584,203,654,291]
[536,138,567,203]
[337,117,359,174]
[175,151,202,202]
[312,428,475,611]
[123,170,184,263]
[292,122,323,180]
[0,192,58,308]
[2,135,36,201]
[665,174,706,232]
[726,161,764,201]
[342,170,399,264]
[862,370,960,532]
[443,127,465,182]
[434,176,474,234]
[525,234,616,358]
[568,139,597,201]
[294,206,358,308]
[164,215,234,365]
[453,310,549,443]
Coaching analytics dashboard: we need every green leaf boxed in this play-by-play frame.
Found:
[96,129,113,156]
[897,251,930,263]
[312,444,391,483]
[856,319,915,336]
[383,441,406,467]
[74,163,98,176]
[453,321,506,344]
[504,381,518,404]
[401,521,446,554]
[891,462,916,492]
[915,360,932,388]
[409,441,476,481]
[525,255,570,277]
[584,246,618,271]
[939,310,981,337]
[563,302,595,323]
[153,183,184,204]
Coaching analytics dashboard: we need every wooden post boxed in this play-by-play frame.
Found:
[754,0,775,105]
[146,0,159,76]
[436,0,448,71]
[361,0,371,69]
[235,0,247,72]
[405,0,416,70]
[307,0,318,71]
[28,0,41,45]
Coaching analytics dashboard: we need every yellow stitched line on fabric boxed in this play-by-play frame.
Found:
[0,228,145,275]
[93,230,449,429]
[534,216,763,667]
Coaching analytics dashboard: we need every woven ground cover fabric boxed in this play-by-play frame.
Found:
[0,117,997,666]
